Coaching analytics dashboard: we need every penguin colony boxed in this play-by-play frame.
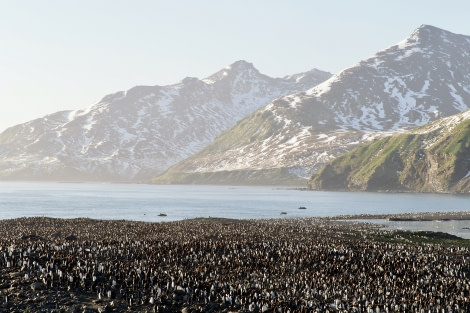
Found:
[0,217,469,312]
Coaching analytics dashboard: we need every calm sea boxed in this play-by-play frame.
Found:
[1,181,469,237]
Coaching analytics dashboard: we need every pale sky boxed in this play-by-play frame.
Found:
[1,0,469,132]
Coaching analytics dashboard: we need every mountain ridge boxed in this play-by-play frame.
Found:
[154,25,470,185]
[0,61,331,182]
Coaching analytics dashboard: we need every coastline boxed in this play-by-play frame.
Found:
[331,210,470,221]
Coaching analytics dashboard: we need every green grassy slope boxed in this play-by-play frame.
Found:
[308,116,470,193]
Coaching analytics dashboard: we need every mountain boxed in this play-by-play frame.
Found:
[308,109,470,193]
[0,61,331,181]
[154,25,470,185]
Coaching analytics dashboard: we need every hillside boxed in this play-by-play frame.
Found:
[154,25,470,185]
[308,110,470,193]
[0,61,330,182]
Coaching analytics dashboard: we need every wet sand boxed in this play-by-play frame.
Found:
[0,216,469,312]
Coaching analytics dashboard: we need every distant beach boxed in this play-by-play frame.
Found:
[334,210,470,221]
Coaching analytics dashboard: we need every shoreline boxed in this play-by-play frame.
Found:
[4,209,470,224]
[330,210,470,221]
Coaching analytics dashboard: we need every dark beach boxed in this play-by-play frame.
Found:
[0,215,469,313]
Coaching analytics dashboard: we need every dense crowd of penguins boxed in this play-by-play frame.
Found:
[0,217,469,313]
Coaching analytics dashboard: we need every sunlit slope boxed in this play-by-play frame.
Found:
[308,110,470,193]
[153,25,470,185]
[154,106,368,185]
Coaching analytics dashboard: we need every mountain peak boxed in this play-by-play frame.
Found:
[416,24,441,32]
[227,60,256,71]
[203,60,261,84]
[155,25,470,186]
[406,24,457,45]
[0,59,330,183]
[224,60,259,76]
[181,76,200,84]
[284,68,333,85]
[414,24,441,35]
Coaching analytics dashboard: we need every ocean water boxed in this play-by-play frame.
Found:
[1,181,469,222]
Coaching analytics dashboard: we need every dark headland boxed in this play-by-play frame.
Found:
[0,214,469,312]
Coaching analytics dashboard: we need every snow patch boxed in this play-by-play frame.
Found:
[156,89,180,117]
[448,84,468,111]
[305,76,336,96]
[288,95,304,109]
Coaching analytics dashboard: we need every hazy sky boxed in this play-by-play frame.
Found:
[1,0,469,132]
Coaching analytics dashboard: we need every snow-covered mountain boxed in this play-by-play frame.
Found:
[154,25,470,185]
[0,60,331,181]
